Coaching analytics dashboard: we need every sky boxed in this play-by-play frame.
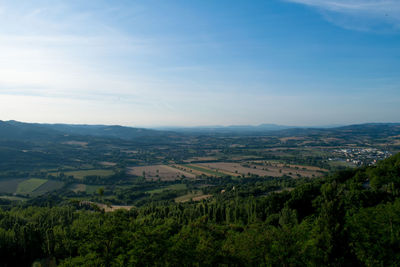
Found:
[0,0,399,127]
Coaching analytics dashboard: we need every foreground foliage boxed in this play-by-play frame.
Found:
[1,153,400,266]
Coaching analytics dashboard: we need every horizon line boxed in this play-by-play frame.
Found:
[2,119,400,130]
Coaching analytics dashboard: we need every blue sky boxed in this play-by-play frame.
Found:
[0,0,399,127]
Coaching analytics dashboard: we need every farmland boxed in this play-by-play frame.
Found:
[69,184,103,194]
[199,161,327,177]
[128,165,195,180]
[174,190,212,203]
[146,183,187,194]
[86,185,104,194]
[184,164,226,177]
[197,161,327,178]
[30,180,64,197]
[70,183,86,193]
[172,164,212,177]
[16,178,48,195]
[0,179,26,194]
[50,169,115,179]
[0,121,398,206]
[0,178,64,197]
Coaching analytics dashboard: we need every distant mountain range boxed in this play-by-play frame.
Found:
[1,120,400,141]
[154,123,296,133]
[0,120,173,142]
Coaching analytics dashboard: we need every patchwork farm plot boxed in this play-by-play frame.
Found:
[69,184,103,194]
[174,190,212,203]
[0,178,27,194]
[197,161,327,178]
[174,164,226,177]
[127,161,327,180]
[172,165,211,177]
[30,180,64,197]
[146,183,187,194]
[86,185,105,194]
[128,165,196,180]
[0,178,64,197]
[70,183,87,193]
[16,178,47,195]
[197,162,271,177]
[50,169,114,179]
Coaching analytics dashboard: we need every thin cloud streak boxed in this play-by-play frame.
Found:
[285,0,400,31]
[286,0,400,13]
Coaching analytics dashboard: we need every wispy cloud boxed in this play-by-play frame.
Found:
[285,0,400,32]
[0,1,161,102]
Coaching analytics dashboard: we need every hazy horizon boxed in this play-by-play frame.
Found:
[3,118,400,130]
[1,0,399,126]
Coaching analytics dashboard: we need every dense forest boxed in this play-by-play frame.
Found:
[1,153,400,266]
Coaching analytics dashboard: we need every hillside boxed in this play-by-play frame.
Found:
[0,120,176,142]
[0,153,399,266]
[2,120,400,140]
[0,120,63,141]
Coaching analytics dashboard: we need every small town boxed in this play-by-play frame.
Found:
[331,148,392,166]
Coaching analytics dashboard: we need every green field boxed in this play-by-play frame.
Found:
[16,178,48,195]
[51,169,114,179]
[328,160,356,168]
[185,165,224,177]
[0,178,63,197]
[86,185,103,194]
[30,180,65,197]
[68,184,108,195]
[147,183,187,194]
[70,183,86,193]
[0,179,27,194]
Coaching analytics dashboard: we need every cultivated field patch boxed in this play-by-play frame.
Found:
[16,178,48,195]
[62,141,88,147]
[85,185,103,194]
[183,157,219,163]
[182,164,225,177]
[99,161,117,167]
[191,194,213,201]
[198,162,270,177]
[70,183,86,193]
[175,191,211,203]
[173,164,207,177]
[51,169,114,179]
[198,161,326,178]
[128,165,195,181]
[279,137,305,142]
[146,183,187,194]
[0,179,27,194]
[31,180,64,197]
